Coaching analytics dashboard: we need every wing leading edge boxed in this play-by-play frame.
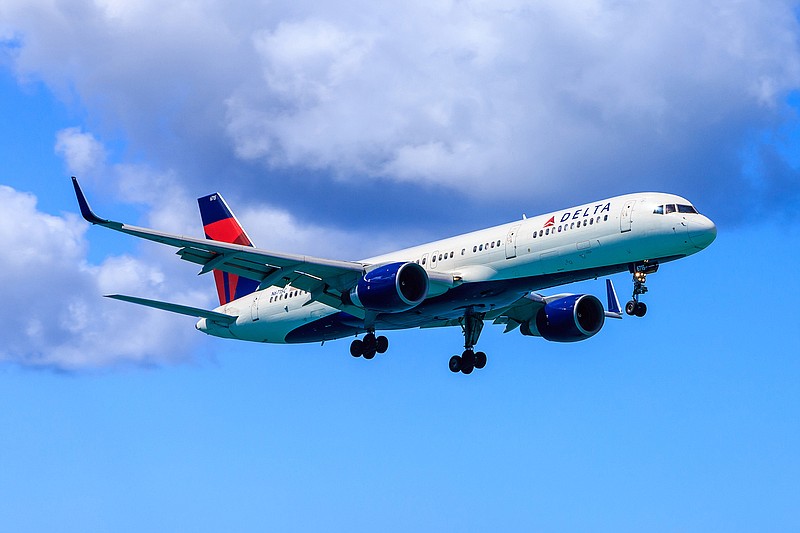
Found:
[72,177,368,316]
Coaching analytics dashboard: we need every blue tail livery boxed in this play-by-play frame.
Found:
[198,193,259,306]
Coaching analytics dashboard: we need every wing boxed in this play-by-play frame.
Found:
[73,177,368,317]
[491,278,623,332]
[489,293,546,332]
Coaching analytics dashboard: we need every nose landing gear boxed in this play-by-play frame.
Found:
[626,261,658,317]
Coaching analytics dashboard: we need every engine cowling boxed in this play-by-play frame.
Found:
[520,294,605,342]
[347,262,429,313]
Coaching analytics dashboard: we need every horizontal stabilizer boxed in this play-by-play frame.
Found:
[105,294,237,324]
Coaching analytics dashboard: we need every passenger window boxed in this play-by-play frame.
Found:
[439,254,442,260]
[450,252,454,258]
[558,226,562,232]
[533,232,537,238]
[490,242,494,248]
[653,205,664,215]
[422,257,426,265]
[604,215,608,221]
[461,248,465,255]
[497,240,501,247]
[473,246,477,252]
[589,218,593,225]
[546,228,550,235]
[583,220,588,227]
[539,230,543,237]
[570,222,574,229]
[479,244,483,251]
[666,204,676,214]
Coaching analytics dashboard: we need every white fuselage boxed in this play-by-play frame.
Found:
[197,192,716,343]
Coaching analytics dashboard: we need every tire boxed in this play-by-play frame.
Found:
[376,335,389,354]
[634,302,647,317]
[625,300,637,316]
[474,351,487,369]
[449,355,462,373]
[462,349,476,366]
[350,339,363,357]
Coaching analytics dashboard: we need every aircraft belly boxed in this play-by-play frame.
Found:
[230,304,339,344]
[282,241,691,345]
[283,263,636,344]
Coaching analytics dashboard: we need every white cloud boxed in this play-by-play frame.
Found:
[0,185,207,370]
[1,0,799,368]
[2,0,798,210]
[55,127,106,175]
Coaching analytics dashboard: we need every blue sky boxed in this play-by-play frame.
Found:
[1,1,799,531]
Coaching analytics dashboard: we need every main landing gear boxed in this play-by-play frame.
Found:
[448,308,487,375]
[625,261,659,318]
[350,331,389,359]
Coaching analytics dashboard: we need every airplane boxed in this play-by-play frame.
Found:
[71,177,716,374]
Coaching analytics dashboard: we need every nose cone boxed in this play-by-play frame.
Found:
[688,215,717,249]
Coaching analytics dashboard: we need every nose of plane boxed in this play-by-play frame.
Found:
[688,215,717,249]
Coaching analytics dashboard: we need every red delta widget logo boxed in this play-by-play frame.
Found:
[543,202,612,228]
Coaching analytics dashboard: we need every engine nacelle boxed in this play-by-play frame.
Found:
[520,294,605,342]
[347,262,429,313]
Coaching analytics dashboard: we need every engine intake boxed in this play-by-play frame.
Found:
[347,262,429,313]
[520,294,605,342]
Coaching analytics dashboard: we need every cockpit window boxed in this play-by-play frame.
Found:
[665,204,676,214]
[653,205,664,215]
[677,204,698,214]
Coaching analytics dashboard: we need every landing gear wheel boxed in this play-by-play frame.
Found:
[362,333,377,359]
[449,355,462,373]
[625,300,637,316]
[460,349,475,374]
[350,339,363,357]
[376,335,389,354]
[474,351,487,369]
[634,301,647,317]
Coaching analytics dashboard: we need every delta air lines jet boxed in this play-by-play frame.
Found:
[71,177,716,374]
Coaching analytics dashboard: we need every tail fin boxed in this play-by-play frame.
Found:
[198,193,259,306]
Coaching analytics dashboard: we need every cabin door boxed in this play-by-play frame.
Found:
[505,225,521,259]
[620,201,635,232]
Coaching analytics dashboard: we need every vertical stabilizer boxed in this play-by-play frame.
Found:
[198,193,259,305]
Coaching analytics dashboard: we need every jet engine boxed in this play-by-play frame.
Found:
[346,262,429,313]
[520,294,605,342]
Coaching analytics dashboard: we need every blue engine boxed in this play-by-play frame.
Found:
[347,262,429,313]
[520,294,605,342]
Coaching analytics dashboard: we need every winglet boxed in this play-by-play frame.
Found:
[605,279,623,319]
[71,177,109,225]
